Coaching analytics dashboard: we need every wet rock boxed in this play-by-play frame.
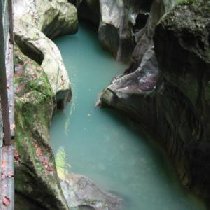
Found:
[61,174,122,210]
[14,0,78,38]
[78,0,100,26]
[14,0,78,108]
[154,2,210,199]
[98,45,158,129]
[76,0,152,62]
[98,0,138,62]
[14,21,71,108]
[14,0,78,209]
[14,46,68,210]
[99,0,210,202]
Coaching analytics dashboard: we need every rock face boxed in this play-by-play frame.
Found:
[98,0,175,121]
[14,0,78,38]
[74,0,152,62]
[154,2,210,199]
[99,0,210,203]
[15,45,68,210]
[61,174,122,210]
[14,22,71,108]
[78,0,101,26]
[14,0,78,209]
[14,1,123,209]
[98,0,152,62]
[14,0,78,108]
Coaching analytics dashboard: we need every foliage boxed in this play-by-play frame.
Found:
[176,0,196,5]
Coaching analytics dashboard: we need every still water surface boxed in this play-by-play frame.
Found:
[50,24,205,210]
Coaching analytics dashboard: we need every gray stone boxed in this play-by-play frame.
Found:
[99,0,210,203]
[61,174,122,210]
[14,0,77,108]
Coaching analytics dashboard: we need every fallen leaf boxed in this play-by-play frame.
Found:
[14,150,21,162]
[2,196,10,206]
[1,160,7,169]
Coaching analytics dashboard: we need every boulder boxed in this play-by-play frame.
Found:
[14,0,78,38]
[61,174,122,210]
[14,20,71,108]
[14,0,78,107]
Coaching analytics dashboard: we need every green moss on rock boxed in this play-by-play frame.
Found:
[15,45,69,210]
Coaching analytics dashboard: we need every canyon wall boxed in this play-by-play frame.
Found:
[99,0,210,203]
[14,0,78,209]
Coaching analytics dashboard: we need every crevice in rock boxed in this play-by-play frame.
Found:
[42,13,60,38]
[133,13,149,32]
[15,192,47,210]
[14,35,44,65]
[98,24,120,58]
[77,0,100,27]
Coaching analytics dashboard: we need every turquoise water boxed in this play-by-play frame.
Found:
[50,24,205,210]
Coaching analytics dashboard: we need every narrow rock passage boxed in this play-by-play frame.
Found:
[50,24,205,210]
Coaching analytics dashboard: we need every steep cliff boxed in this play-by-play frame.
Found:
[154,1,210,199]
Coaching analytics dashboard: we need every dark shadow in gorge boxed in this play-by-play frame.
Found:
[99,106,204,199]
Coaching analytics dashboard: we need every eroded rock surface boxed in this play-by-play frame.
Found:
[14,0,78,209]
[14,0,78,107]
[14,0,78,38]
[15,45,68,210]
[154,2,210,199]
[99,0,210,203]
[98,0,152,62]
[74,0,152,62]
[61,174,122,210]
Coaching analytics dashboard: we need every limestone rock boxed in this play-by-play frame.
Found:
[98,0,140,62]
[14,20,71,108]
[99,0,210,202]
[61,174,122,210]
[14,0,77,108]
[14,45,68,210]
[98,45,158,129]
[77,0,101,26]
[14,0,78,209]
[14,0,78,38]
[154,2,210,199]
[76,0,152,62]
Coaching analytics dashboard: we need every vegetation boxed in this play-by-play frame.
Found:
[176,0,196,5]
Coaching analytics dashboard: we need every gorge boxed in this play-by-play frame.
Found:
[14,0,210,209]
[50,23,205,210]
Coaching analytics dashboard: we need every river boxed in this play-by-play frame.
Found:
[50,24,205,210]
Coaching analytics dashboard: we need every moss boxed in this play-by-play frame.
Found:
[14,45,52,100]
[176,0,197,5]
[14,45,68,209]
